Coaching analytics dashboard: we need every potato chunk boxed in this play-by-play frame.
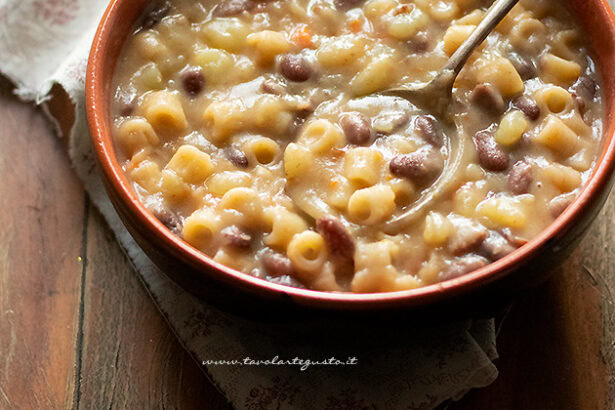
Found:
[476,57,525,97]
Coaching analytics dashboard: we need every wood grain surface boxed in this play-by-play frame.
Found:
[0,73,613,409]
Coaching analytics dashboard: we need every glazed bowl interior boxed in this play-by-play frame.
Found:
[87,0,615,312]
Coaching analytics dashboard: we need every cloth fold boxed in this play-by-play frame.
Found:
[0,1,504,408]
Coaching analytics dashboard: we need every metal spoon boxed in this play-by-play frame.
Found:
[382,0,520,233]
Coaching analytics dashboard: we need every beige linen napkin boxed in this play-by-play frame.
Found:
[0,1,507,408]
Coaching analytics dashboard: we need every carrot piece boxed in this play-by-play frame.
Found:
[348,19,363,33]
[292,26,313,49]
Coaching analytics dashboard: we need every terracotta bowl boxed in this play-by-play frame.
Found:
[87,0,615,324]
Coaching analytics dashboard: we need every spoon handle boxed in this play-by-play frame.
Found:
[445,0,520,75]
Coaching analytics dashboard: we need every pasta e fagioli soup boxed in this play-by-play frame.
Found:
[111,0,604,293]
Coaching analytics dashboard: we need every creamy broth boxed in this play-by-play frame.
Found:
[111,0,603,292]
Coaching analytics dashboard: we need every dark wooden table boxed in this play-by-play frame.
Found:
[0,75,613,409]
